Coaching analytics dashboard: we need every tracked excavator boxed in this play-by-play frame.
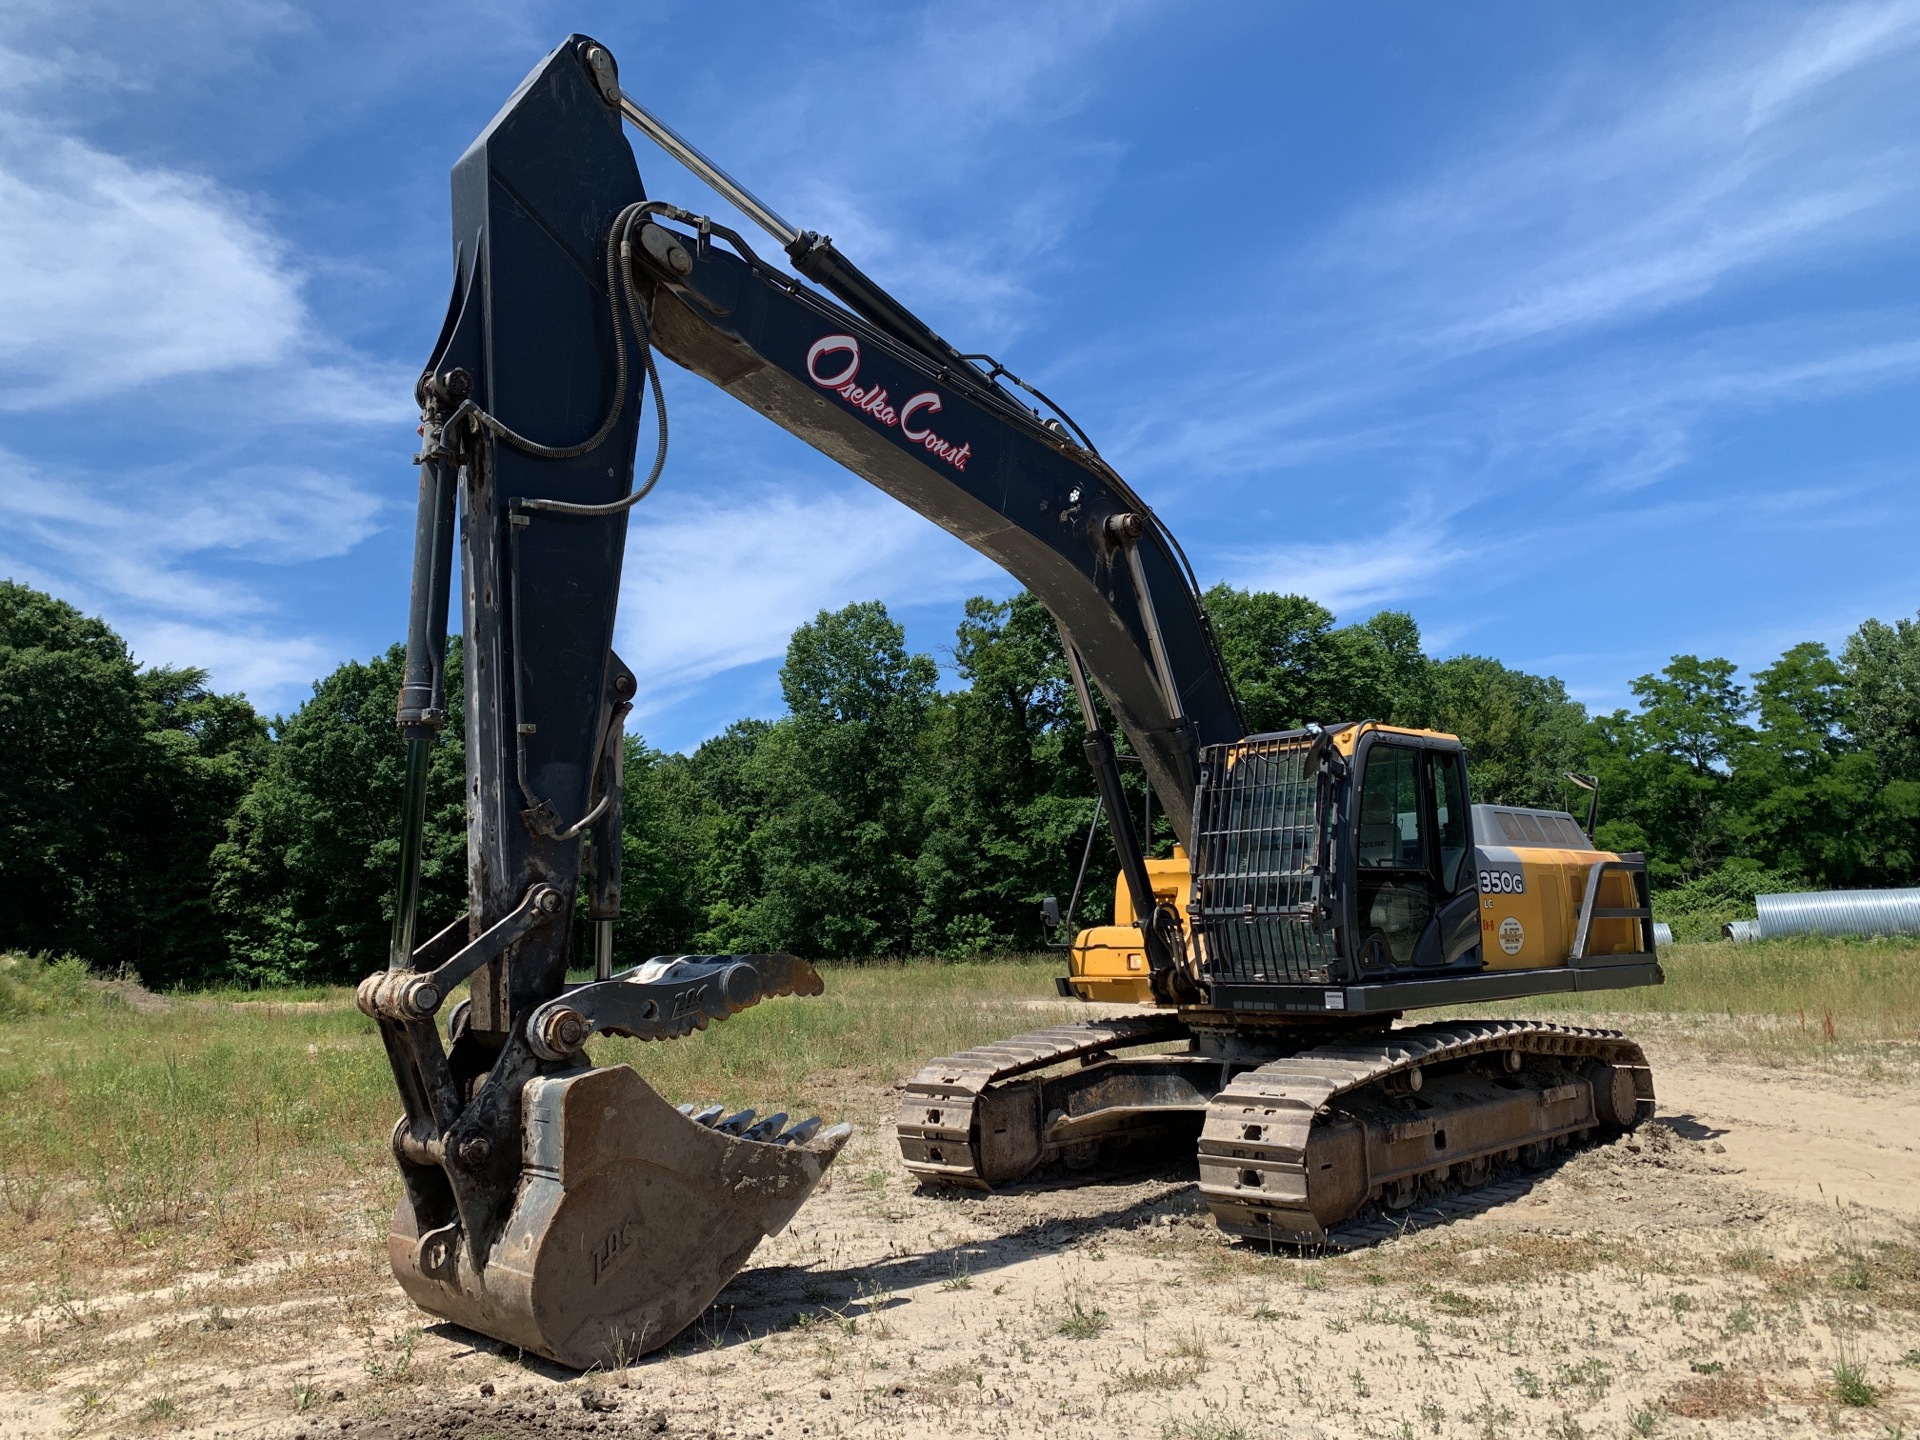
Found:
[365,34,1662,1369]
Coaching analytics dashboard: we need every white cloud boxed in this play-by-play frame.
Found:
[1102,2,1920,502]
[1459,313,1920,495]
[1745,0,1920,122]
[1440,187,1890,354]
[1331,2,1920,357]
[115,617,337,704]
[1187,316,1920,630]
[0,121,308,407]
[1220,521,1469,616]
[0,459,379,593]
[0,448,381,704]
[0,19,408,423]
[0,7,409,710]
[616,485,999,715]
[640,1,1149,348]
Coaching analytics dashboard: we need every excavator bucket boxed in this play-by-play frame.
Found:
[389,1065,850,1367]
[369,35,870,1371]
[365,952,853,1369]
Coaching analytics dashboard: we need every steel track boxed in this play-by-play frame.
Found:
[895,1013,1192,1186]
[896,1015,1653,1251]
[1197,1019,1654,1242]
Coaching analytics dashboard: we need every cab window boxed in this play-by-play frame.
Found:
[1356,745,1424,868]
[1433,750,1469,891]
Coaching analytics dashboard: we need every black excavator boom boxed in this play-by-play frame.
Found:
[363,37,850,1370]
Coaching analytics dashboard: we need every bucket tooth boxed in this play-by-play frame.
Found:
[689,1104,726,1127]
[778,1116,823,1146]
[389,1065,850,1369]
[716,1108,757,1135]
[742,1113,788,1142]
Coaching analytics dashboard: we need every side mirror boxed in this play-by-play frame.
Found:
[1039,896,1062,941]
[1563,773,1600,839]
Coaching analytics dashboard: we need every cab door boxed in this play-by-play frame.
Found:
[1351,738,1481,971]
[1429,748,1481,965]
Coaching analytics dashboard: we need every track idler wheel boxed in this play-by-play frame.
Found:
[389,1065,850,1368]
[1588,1060,1642,1130]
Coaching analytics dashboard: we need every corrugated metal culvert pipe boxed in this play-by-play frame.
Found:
[1729,887,1920,940]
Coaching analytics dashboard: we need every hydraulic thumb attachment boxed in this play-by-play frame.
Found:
[361,950,849,1368]
[363,33,848,1369]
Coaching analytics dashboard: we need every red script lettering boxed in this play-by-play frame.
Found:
[804,334,971,471]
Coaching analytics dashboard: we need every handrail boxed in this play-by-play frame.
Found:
[1570,854,1654,963]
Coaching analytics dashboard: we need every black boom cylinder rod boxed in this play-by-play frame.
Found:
[1083,728,1162,945]
[784,232,970,376]
[396,453,458,738]
[388,448,459,971]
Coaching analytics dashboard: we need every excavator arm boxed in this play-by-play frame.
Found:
[627,205,1247,844]
[365,31,1250,1368]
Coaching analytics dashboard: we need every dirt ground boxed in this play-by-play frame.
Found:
[6,1034,1919,1440]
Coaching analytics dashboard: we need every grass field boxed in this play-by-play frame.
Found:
[0,936,1912,1274]
[0,943,1910,1243]
[1488,934,1920,1027]
[1,938,1917,1433]
[0,954,1082,1300]
[1460,935,1920,1080]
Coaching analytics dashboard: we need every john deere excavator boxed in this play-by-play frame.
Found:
[366,34,1662,1369]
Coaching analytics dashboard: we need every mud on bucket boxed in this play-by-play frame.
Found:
[391,1065,851,1368]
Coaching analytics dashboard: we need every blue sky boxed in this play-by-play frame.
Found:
[3,2,1916,752]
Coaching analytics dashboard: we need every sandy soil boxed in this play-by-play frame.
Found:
[6,1036,1918,1440]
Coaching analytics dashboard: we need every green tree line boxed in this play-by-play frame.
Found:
[2,578,1915,988]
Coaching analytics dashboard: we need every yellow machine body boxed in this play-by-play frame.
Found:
[1063,724,1647,1001]
[1066,849,1191,1003]
[1472,835,1645,969]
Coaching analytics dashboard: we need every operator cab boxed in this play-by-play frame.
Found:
[1347,728,1480,972]
[1343,727,1627,976]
